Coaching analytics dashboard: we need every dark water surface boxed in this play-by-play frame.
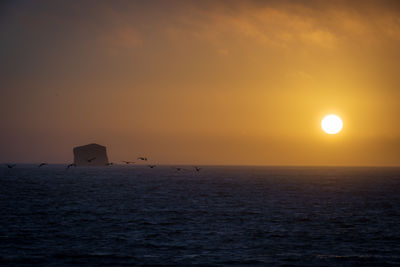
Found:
[1,165,400,266]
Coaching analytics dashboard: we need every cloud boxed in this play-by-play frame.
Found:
[163,0,400,52]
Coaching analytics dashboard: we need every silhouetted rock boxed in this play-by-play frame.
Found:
[73,143,109,166]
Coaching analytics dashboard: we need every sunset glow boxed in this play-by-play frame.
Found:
[1,1,400,166]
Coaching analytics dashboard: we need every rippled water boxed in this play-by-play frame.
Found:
[1,165,400,266]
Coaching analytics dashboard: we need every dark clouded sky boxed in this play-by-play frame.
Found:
[1,0,400,165]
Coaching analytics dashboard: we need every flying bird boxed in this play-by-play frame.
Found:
[5,164,16,169]
[87,157,96,163]
[38,163,47,168]
[174,167,185,171]
[194,167,201,172]
[106,162,114,166]
[137,157,148,161]
[122,161,134,164]
[148,165,156,168]
[66,163,76,169]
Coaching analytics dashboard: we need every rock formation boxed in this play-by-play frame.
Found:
[73,143,109,166]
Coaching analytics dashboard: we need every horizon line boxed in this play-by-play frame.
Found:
[2,163,400,168]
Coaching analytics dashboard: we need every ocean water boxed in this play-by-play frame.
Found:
[1,165,400,266]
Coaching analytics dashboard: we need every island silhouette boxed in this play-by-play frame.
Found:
[73,143,109,166]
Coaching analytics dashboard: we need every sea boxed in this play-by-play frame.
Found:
[1,165,400,266]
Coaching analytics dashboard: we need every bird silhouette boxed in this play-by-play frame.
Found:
[5,164,16,169]
[122,161,134,164]
[148,165,156,168]
[137,157,148,161]
[174,167,185,171]
[87,157,96,163]
[106,162,114,166]
[194,167,201,172]
[66,163,76,169]
[38,163,47,168]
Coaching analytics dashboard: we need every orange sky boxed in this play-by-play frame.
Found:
[1,0,400,165]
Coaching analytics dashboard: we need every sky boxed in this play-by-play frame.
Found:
[1,0,400,166]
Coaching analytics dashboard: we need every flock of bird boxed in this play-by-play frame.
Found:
[4,156,202,172]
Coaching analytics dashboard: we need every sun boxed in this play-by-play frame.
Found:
[321,114,343,134]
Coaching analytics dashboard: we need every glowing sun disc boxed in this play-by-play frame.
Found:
[321,115,343,134]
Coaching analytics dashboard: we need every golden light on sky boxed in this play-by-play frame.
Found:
[321,115,343,135]
[1,1,400,166]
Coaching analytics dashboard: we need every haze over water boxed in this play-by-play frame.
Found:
[1,0,400,166]
[1,165,400,266]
